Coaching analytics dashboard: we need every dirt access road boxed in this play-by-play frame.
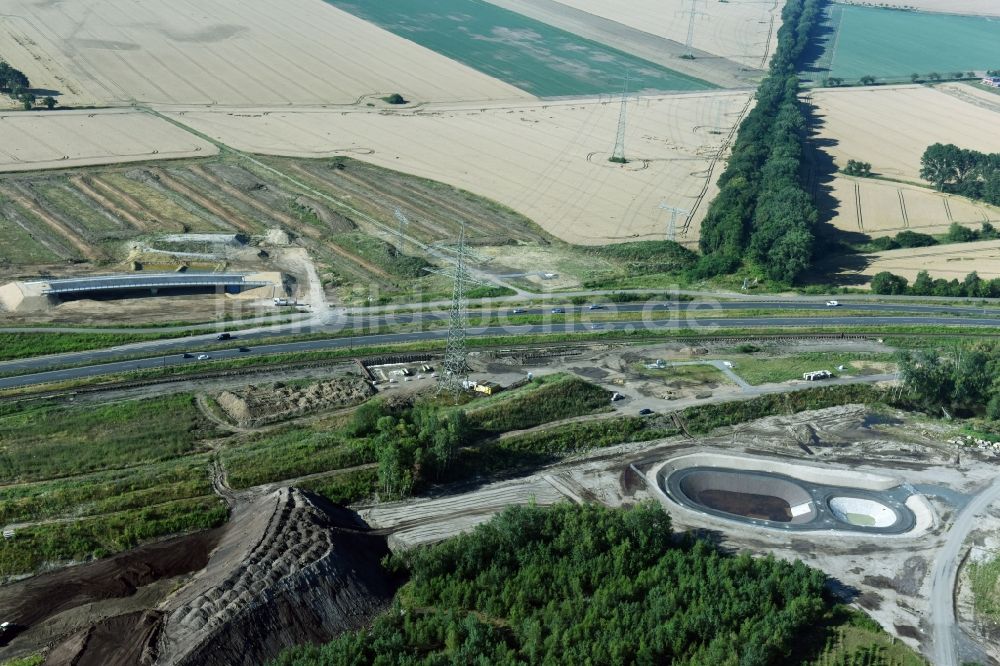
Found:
[930,475,1000,666]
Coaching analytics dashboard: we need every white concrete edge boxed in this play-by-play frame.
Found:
[658,451,899,491]
[645,453,935,539]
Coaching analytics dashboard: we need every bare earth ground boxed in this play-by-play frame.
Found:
[0,0,528,107]
[166,91,752,245]
[839,0,1000,16]
[360,404,1000,663]
[0,110,217,172]
[808,85,1000,182]
[547,0,783,70]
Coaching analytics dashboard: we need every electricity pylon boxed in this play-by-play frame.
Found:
[682,0,707,59]
[438,223,471,395]
[658,202,689,241]
[610,71,630,163]
[393,207,410,253]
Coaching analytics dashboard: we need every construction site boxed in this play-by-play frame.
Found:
[1,0,1000,663]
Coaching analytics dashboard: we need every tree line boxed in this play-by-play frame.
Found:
[898,345,1000,419]
[920,143,1000,206]
[871,269,1000,298]
[696,0,825,285]
[271,502,868,666]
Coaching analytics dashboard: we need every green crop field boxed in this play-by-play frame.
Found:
[324,0,714,96]
[812,5,999,82]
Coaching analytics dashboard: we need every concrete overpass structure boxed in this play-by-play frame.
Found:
[0,271,286,311]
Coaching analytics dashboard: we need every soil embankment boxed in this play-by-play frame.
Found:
[0,489,396,665]
[158,489,397,666]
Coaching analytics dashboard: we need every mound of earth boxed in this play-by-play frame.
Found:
[158,488,397,666]
[0,529,223,663]
[294,196,356,232]
[216,377,375,426]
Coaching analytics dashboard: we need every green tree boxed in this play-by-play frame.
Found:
[843,160,872,177]
[898,350,955,413]
[870,271,908,295]
[859,75,877,85]
[19,92,35,110]
[947,223,978,243]
[42,96,56,110]
[928,72,941,81]
[921,143,960,190]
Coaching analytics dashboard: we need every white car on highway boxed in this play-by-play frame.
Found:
[197,354,210,360]
[826,300,840,307]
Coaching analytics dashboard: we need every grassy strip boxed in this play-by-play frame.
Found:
[222,430,372,490]
[680,384,888,434]
[464,375,611,434]
[732,352,896,385]
[0,496,227,577]
[968,556,1000,622]
[0,394,222,483]
[298,467,378,505]
[0,456,212,525]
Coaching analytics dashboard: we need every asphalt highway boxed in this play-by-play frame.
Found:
[3,312,1000,390]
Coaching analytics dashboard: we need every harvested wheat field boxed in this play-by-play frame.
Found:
[808,85,1000,181]
[840,0,1000,16]
[544,0,783,70]
[825,176,1000,238]
[168,91,751,245]
[0,109,217,172]
[0,0,528,107]
[861,240,1000,284]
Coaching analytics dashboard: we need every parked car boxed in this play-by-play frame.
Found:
[638,408,654,415]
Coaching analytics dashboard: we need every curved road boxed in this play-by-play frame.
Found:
[930,476,1000,666]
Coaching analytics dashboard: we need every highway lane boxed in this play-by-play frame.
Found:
[930,476,1000,666]
[4,314,1000,389]
[1,299,997,336]
[0,301,1000,374]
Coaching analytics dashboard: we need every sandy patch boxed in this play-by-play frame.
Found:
[166,91,752,245]
[548,0,783,69]
[839,0,1000,16]
[0,109,217,171]
[808,85,1000,181]
[826,176,1000,238]
[0,0,529,107]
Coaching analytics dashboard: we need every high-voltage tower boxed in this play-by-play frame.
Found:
[393,207,410,253]
[439,223,470,395]
[610,71,630,164]
[681,0,707,59]
[658,202,689,241]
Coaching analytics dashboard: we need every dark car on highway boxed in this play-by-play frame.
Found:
[217,333,232,341]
